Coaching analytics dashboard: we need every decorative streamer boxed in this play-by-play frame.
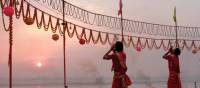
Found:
[1,1,16,88]
[32,0,200,39]
[1,0,200,51]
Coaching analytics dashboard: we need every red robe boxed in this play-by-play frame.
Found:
[164,55,182,88]
[106,52,132,88]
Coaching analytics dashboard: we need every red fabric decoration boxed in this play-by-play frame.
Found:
[136,46,141,52]
[79,38,85,45]
[52,34,59,41]
[3,6,14,16]
[24,17,34,25]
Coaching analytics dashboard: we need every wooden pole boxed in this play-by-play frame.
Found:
[9,1,14,88]
[9,17,13,88]
[120,12,124,42]
[175,22,178,48]
[62,0,67,88]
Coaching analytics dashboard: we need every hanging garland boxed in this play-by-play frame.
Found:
[32,0,200,39]
[1,1,16,88]
[1,0,200,51]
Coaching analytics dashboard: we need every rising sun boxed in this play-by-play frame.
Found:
[36,62,42,68]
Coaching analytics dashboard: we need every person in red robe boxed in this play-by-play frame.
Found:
[103,41,132,88]
[163,47,182,88]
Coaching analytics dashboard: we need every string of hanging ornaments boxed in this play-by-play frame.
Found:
[1,0,200,53]
[32,0,200,39]
[1,1,15,88]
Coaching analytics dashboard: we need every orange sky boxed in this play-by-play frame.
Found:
[1,0,200,85]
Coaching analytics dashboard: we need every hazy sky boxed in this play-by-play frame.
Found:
[1,0,200,86]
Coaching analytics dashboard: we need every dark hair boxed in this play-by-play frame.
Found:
[115,41,123,52]
[174,48,181,56]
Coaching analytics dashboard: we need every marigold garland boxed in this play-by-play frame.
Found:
[1,0,200,51]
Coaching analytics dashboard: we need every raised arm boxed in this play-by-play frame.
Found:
[163,47,172,59]
[103,45,115,60]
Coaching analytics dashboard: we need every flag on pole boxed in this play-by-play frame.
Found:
[118,0,123,15]
[173,7,177,23]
